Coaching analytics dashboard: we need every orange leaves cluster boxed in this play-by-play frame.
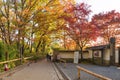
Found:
[91,10,120,45]
[62,2,97,49]
[1,17,6,22]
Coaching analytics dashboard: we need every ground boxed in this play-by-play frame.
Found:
[57,63,120,80]
[1,60,120,80]
[2,59,64,80]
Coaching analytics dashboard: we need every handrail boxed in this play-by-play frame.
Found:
[59,59,66,68]
[0,56,33,65]
[24,56,33,60]
[76,66,112,80]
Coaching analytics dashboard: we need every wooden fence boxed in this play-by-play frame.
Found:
[76,66,112,80]
[0,56,33,65]
[59,59,66,68]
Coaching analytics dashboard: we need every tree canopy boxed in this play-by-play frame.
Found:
[0,0,120,63]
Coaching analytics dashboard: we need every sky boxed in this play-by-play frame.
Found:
[75,0,120,17]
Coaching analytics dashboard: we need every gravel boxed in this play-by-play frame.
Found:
[56,63,120,80]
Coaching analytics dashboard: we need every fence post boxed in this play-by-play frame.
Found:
[78,69,80,79]
[5,51,9,61]
[76,66,112,80]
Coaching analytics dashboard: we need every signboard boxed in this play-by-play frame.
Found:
[74,51,79,64]
[94,51,101,57]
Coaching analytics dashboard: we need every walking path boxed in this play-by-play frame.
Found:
[2,59,64,80]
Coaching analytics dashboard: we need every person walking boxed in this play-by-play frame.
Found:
[46,53,49,61]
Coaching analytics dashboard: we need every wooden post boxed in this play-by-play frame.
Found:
[109,37,115,65]
[20,46,23,64]
[101,49,104,65]
[78,69,80,79]
[92,50,94,64]
[118,47,120,65]
[76,66,112,80]
[5,52,9,61]
[64,61,66,68]
[60,59,66,68]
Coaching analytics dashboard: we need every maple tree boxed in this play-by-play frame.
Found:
[62,3,97,61]
[63,38,76,50]
[91,10,120,46]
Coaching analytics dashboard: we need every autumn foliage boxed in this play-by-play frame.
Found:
[92,10,120,45]
[62,3,98,60]
[0,0,120,62]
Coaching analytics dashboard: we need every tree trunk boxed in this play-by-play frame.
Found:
[41,39,46,54]
[30,30,34,53]
[35,34,45,53]
[35,39,41,53]
[80,48,83,62]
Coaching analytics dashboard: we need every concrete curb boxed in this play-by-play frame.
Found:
[52,62,64,80]
[54,63,72,80]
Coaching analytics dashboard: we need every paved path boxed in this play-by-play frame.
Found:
[3,59,63,80]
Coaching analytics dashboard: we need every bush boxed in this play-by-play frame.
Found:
[28,54,44,62]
